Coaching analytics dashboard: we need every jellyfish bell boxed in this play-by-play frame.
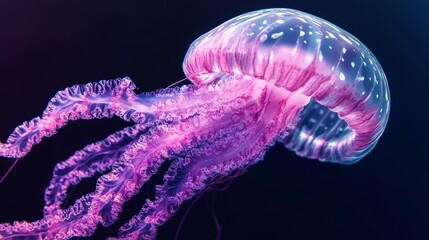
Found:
[184,8,390,163]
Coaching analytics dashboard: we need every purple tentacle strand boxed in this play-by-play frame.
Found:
[0,8,390,240]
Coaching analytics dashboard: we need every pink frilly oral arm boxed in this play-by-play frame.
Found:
[0,78,139,158]
[43,123,149,217]
[117,77,309,239]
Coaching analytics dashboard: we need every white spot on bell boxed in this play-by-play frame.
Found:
[271,32,284,39]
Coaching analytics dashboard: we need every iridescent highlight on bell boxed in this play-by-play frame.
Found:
[0,8,390,239]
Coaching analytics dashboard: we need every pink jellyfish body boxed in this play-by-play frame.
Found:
[0,8,389,239]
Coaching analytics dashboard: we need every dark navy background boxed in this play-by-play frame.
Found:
[0,1,427,239]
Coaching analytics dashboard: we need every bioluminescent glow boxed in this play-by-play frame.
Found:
[0,8,389,239]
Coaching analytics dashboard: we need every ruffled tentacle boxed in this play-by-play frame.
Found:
[0,78,139,158]
[117,77,310,239]
[43,123,150,217]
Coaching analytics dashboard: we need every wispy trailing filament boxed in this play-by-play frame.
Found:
[0,8,389,240]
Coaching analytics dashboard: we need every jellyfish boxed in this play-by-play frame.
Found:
[0,8,389,240]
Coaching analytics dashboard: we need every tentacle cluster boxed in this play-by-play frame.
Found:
[0,76,309,239]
